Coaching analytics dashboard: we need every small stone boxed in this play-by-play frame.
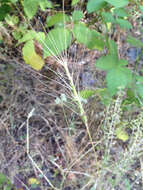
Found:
[81,72,95,87]
[127,47,142,62]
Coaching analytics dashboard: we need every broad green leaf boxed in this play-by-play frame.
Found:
[88,30,105,50]
[71,0,80,6]
[96,88,112,105]
[96,55,117,71]
[136,84,143,98]
[139,5,143,12]
[136,75,143,83]
[19,23,28,32]
[23,0,38,19]
[5,14,19,26]
[106,66,132,96]
[22,40,45,70]
[91,29,105,40]
[73,23,104,50]
[18,31,45,44]
[80,89,96,99]
[87,0,106,13]
[12,23,28,40]
[102,12,115,23]
[18,30,36,44]
[116,18,132,29]
[43,27,72,58]
[9,0,18,3]
[0,0,10,2]
[126,35,143,48]
[113,8,128,17]
[108,40,118,59]
[12,30,22,40]
[39,0,53,10]
[46,13,70,27]
[116,127,129,142]
[35,32,45,43]
[72,10,83,22]
[105,0,128,8]
[72,23,91,45]
[118,59,128,66]
[0,4,11,21]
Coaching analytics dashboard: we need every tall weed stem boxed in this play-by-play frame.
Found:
[62,61,98,165]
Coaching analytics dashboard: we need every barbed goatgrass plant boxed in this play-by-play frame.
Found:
[1,0,143,189]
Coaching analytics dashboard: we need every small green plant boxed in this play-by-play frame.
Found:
[0,0,14,21]
[0,173,15,190]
